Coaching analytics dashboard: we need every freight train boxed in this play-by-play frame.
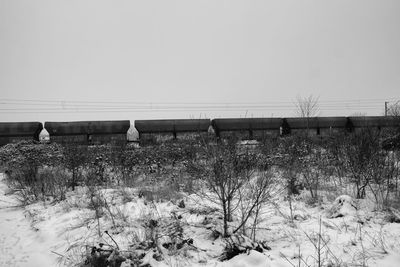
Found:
[1,116,399,146]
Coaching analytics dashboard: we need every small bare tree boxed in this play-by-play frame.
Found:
[295,95,320,118]
[187,138,274,238]
[63,144,88,190]
[235,168,275,240]
[343,129,381,199]
[300,147,325,201]
[367,150,398,210]
[196,140,252,237]
[387,101,400,117]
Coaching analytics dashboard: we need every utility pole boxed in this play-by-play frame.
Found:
[385,101,388,116]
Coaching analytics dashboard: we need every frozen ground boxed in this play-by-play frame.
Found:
[1,171,400,267]
[0,174,57,266]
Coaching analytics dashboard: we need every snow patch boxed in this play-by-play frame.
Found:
[220,250,273,267]
[328,195,357,218]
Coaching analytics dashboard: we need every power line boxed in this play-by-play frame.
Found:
[0,104,388,110]
[0,104,387,109]
[0,98,396,115]
[0,107,388,113]
[0,97,399,105]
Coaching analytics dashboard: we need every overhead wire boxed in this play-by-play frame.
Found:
[0,97,399,104]
[0,98,397,114]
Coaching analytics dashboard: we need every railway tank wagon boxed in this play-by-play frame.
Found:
[45,120,130,145]
[0,122,43,146]
[283,117,319,135]
[134,119,211,143]
[283,117,349,135]
[211,118,282,139]
[317,117,350,135]
[347,116,400,132]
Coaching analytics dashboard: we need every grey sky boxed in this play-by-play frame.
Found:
[1,0,399,122]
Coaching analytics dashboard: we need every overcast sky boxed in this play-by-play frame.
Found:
[1,0,399,122]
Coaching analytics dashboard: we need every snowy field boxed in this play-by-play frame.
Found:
[1,172,400,267]
[0,174,56,266]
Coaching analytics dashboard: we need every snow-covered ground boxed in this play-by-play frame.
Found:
[0,174,57,266]
[1,171,400,267]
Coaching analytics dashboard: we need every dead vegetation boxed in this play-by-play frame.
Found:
[1,128,400,266]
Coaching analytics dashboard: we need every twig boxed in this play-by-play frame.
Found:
[51,250,74,264]
[51,250,66,258]
[104,230,119,249]
[279,252,297,267]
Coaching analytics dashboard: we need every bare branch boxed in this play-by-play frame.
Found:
[295,95,320,117]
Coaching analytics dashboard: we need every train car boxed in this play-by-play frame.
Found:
[317,117,349,135]
[347,116,400,132]
[283,117,349,135]
[282,117,319,135]
[45,120,130,145]
[0,122,43,146]
[134,119,211,143]
[211,118,282,139]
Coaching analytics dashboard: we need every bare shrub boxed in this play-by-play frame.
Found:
[367,149,399,210]
[324,134,348,188]
[236,170,275,240]
[275,136,307,196]
[299,144,331,203]
[0,141,65,203]
[86,146,110,185]
[62,144,88,190]
[36,167,70,201]
[187,138,275,238]
[186,139,251,237]
[86,186,106,236]
[342,129,381,199]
